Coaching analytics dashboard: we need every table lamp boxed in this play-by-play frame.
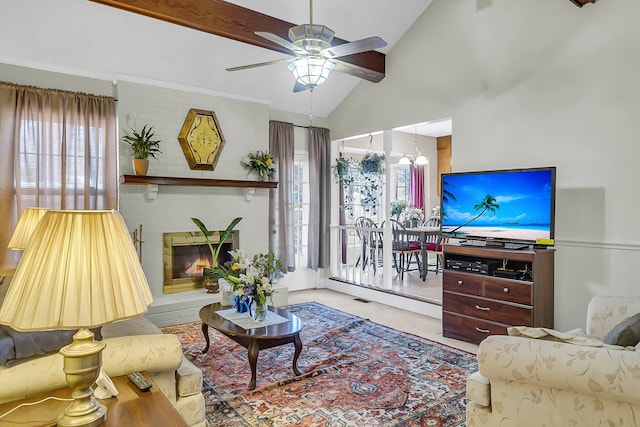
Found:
[0,210,153,427]
[7,207,52,250]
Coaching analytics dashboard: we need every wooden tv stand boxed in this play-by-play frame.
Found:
[442,244,554,345]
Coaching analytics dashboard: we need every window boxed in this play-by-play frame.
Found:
[338,159,385,224]
[0,82,117,268]
[292,151,310,267]
[17,120,107,208]
[394,165,410,203]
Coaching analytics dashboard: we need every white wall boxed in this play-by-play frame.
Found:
[329,0,640,330]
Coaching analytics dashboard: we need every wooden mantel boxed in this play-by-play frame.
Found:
[120,174,277,188]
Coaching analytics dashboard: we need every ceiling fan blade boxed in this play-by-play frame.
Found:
[226,57,293,72]
[293,81,311,93]
[321,36,387,58]
[333,59,385,83]
[255,31,308,55]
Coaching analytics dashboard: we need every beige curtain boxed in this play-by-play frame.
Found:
[307,126,331,270]
[0,82,117,269]
[268,121,295,272]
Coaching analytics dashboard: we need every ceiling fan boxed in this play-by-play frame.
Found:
[226,0,388,92]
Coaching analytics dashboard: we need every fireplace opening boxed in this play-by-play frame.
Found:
[163,230,239,294]
[171,243,234,279]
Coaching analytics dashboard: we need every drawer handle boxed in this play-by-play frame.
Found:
[503,287,509,293]
[475,305,490,311]
[457,280,463,286]
[475,327,491,334]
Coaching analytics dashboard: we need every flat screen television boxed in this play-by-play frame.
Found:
[440,167,556,248]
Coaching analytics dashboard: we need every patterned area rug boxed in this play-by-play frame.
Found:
[161,302,477,426]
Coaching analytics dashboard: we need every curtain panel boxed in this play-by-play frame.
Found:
[307,126,331,270]
[0,82,117,269]
[410,164,425,209]
[268,121,296,272]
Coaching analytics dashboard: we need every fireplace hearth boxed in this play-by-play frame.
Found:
[163,230,239,294]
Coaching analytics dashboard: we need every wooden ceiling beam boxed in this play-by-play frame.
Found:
[569,0,597,7]
[89,0,385,76]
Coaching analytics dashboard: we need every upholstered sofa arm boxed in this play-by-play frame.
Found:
[477,335,640,405]
[586,296,640,340]
[0,334,182,404]
[101,334,183,377]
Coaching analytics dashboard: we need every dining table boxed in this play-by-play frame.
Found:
[404,226,441,281]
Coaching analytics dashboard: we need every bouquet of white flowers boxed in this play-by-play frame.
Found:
[226,250,282,306]
[403,207,425,221]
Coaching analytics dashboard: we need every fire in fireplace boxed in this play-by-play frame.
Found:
[163,230,239,294]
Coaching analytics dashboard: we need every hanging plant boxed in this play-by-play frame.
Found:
[360,152,385,175]
[332,156,355,185]
[361,173,383,214]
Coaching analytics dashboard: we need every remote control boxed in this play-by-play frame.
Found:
[127,372,152,392]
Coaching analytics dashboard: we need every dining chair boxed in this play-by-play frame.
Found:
[354,216,367,269]
[390,219,422,280]
[354,217,382,273]
[363,217,383,273]
[423,216,444,274]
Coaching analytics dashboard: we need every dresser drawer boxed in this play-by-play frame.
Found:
[443,271,483,297]
[443,292,533,326]
[442,312,509,345]
[484,277,532,305]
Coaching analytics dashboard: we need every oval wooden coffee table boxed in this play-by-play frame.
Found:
[199,303,304,390]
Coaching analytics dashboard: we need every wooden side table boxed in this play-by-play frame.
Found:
[0,373,188,427]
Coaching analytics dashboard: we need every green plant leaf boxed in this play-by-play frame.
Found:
[191,217,242,268]
[191,217,210,235]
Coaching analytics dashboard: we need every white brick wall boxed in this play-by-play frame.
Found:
[116,80,273,302]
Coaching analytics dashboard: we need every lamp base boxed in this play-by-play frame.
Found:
[57,405,106,427]
[57,328,107,427]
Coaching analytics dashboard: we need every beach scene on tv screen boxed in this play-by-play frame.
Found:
[441,169,553,242]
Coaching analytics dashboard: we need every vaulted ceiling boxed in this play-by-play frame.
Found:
[81,0,435,118]
[1,0,596,120]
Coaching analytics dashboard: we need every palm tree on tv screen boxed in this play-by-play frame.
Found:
[450,194,500,232]
[441,179,457,220]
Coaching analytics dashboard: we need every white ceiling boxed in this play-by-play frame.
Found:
[394,119,453,138]
[0,0,434,119]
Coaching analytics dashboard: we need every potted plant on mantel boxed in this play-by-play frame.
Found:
[191,217,242,293]
[121,124,162,176]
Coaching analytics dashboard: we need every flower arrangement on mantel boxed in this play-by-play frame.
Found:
[241,150,276,181]
[226,250,283,308]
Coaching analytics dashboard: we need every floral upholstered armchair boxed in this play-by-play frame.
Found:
[466,295,640,426]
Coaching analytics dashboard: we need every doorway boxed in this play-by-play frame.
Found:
[331,119,452,302]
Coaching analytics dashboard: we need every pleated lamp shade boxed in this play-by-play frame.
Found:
[7,207,51,250]
[0,210,153,331]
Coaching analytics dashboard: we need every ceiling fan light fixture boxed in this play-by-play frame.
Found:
[289,24,334,45]
[288,57,336,89]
